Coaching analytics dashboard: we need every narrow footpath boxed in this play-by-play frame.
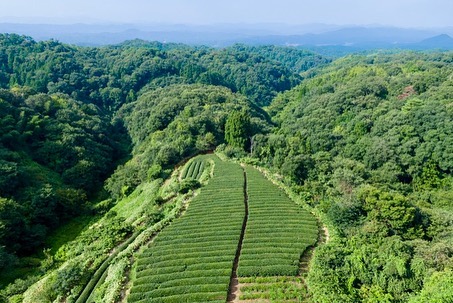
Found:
[227,168,249,303]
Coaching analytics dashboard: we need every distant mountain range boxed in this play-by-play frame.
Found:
[1,23,452,51]
[241,27,453,48]
[417,34,453,49]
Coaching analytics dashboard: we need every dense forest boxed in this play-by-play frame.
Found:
[257,52,453,302]
[0,33,322,267]
[0,33,452,302]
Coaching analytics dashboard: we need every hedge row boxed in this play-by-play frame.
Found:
[129,292,226,303]
[129,283,228,299]
[133,269,231,286]
[131,276,230,292]
[238,264,299,277]
[136,255,234,272]
[139,243,235,257]
[181,157,206,180]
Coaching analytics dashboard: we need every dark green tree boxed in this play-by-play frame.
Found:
[224,110,251,151]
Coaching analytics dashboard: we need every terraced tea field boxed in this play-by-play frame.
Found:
[129,155,244,302]
[127,156,319,302]
[238,166,318,277]
[238,276,308,302]
[231,166,319,302]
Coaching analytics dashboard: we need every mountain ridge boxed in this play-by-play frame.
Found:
[1,22,452,50]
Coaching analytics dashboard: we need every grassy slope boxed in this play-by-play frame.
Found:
[18,173,176,302]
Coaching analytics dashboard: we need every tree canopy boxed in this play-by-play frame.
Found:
[253,51,453,302]
[225,110,252,151]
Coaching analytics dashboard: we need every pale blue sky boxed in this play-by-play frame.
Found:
[1,0,452,28]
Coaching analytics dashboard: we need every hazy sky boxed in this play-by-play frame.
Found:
[1,0,452,28]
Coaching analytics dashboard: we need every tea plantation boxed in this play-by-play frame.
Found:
[127,156,318,302]
[128,155,245,302]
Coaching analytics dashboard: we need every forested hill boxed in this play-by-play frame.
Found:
[1,33,452,302]
[256,52,453,302]
[0,34,326,273]
[0,34,328,108]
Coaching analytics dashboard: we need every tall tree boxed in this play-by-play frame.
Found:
[224,110,251,151]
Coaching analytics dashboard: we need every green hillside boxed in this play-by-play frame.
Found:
[1,34,452,303]
[257,52,453,303]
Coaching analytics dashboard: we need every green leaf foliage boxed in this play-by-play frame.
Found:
[225,110,251,151]
[0,89,126,264]
[257,52,453,303]
[105,84,270,198]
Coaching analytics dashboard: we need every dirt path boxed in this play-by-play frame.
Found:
[227,169,249,303]
[322,226,330,243]
[298,224,329,275]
